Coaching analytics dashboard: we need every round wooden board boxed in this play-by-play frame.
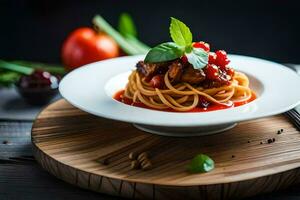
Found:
[32,99,300,199]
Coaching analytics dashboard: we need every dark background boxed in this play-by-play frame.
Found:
[0,0,299,64]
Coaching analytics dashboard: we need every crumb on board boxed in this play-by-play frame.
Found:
[277,129,284,134]
[267,138,276,144]
[129,151,153,171]
[100,158,109,165]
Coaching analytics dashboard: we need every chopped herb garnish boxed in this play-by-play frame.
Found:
[187,154,214,173]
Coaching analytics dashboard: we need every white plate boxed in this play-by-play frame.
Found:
[59,55,300,136]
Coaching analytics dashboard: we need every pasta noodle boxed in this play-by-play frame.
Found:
[123,70,252,111]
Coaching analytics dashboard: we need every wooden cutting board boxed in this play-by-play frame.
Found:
[31,99,300,199]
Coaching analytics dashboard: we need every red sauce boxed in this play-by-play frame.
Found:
[114,90,256,112]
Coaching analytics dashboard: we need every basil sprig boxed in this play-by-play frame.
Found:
[187,154,215,173]
[186,48,209,70]
[144,42,184,63]
[170,17,192,46]
[144,17,208,70]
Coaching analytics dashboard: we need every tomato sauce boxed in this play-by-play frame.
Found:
[114,90,256,112]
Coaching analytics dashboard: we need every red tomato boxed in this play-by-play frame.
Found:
[215,50,230,68]
[150,75,164,89]
[205,64,219,80]
[208,52,217,64]
[181,55,188,64]
[193,41,210,52]
[62,27,119,70]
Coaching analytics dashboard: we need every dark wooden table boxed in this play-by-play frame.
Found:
[1,120,300,200]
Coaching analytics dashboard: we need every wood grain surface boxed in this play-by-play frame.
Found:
[31,99,300,199]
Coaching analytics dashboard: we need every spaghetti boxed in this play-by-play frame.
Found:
[122,69,253,112]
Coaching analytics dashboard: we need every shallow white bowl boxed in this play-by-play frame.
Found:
[59,55,300,136]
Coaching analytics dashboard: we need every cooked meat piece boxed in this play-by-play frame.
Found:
[136,61,170,81]
[136,61,157,79]
[180,65,206,84]
[168,61,183,82]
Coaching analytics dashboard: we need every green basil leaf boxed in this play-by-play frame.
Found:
[186,47,208,70]
[144,42,184,63]
[187,154,214,173]
[118,13,137,37]
[170,17,192,46]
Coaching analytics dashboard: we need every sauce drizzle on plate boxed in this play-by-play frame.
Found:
[114,90,256,112]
